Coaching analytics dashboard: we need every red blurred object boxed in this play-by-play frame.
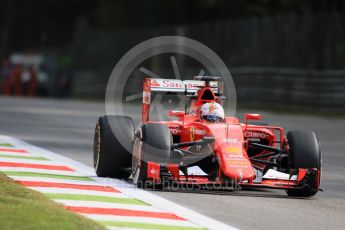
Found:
[245,113,262,121]
[28,65,37,96]
[6,64,23,96]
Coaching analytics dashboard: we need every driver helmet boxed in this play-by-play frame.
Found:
[200,102,224,122]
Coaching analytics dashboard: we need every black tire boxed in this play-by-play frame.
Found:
[287,130,321,170]
[286,130,321,197]
[94,115,134,178]
[132,123,172,188]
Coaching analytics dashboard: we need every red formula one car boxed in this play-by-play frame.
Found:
[94,76,322,197]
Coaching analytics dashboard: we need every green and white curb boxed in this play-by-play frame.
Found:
[0,136,236,230]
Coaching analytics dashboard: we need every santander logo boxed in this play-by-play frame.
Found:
[150,79,160,87]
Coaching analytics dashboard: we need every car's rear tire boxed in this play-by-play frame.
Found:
[132,123,172,188]
[286,130,321,197]
[94,115,134,178]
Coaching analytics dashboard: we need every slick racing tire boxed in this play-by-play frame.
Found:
[94,115,134,178]
[286,130,321,197]
[132,123,173,188]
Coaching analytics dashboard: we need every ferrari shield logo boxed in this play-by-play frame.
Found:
[190,127,194,142]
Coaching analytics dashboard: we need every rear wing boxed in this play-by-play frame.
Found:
[142,77,223,122]
[149,78,220,94]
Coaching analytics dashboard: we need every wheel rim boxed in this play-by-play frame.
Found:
[94,122,101,169]
[131,139,142,184]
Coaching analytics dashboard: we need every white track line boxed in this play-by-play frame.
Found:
[0,144,16,149]
[0,152,37,157]
[0,151,34,156]
[107,227,142,230]
[0,167,81,176]
[81,214,200,227]
[0,145,25,150]
[29,187,129,198]
[54,200,161,212]
[10,176,100,185]
[0,157,67,165]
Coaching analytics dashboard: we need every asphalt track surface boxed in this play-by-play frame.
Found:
[1,96,344,230]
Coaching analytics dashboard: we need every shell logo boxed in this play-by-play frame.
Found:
[225,146,242,154]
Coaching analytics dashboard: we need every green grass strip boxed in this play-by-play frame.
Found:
[2,171,94,181]
[0,173,105,230]
[45,193,149,206]
[0,154,48,161]
[0,143,13,147]
[99,221,205,230]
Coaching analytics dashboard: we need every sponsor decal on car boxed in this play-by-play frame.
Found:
[223,138,239,143]
[194,129,206,136]
[170,128,179,135]
[183,80,219,93]
[227,160,249,166]
[228,164,249,168]
[150,79,185,92]
[143,91,151,104]
[244,131,267,139]
[225,154,244,159]
[150,79,161,87]
[225,146,242,154]
[148,78,221,94]
[162,80,183,88]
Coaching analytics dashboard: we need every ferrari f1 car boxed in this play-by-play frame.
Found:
[94,76,322,197]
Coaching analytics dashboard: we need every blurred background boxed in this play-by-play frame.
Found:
[0,0,344,113]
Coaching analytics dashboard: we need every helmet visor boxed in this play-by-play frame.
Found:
[202,115,222,122]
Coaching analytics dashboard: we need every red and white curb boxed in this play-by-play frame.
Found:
[0,136,237,230]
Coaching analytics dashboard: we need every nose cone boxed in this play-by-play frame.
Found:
[222,159,255,181]
[206,123,256,181]
[218,145,255,181]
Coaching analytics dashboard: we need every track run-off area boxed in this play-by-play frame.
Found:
[0,96,344,230]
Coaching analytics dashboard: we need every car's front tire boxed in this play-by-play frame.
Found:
[132,123,173,188]
[94,115,134,179]
[286,130,321,197]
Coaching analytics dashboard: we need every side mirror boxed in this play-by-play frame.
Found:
[168,110,185,117]
[245,113,261,121]
[245,113,261,129]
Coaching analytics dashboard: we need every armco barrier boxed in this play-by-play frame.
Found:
[232,67,345,112]
[72,67,345,113]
